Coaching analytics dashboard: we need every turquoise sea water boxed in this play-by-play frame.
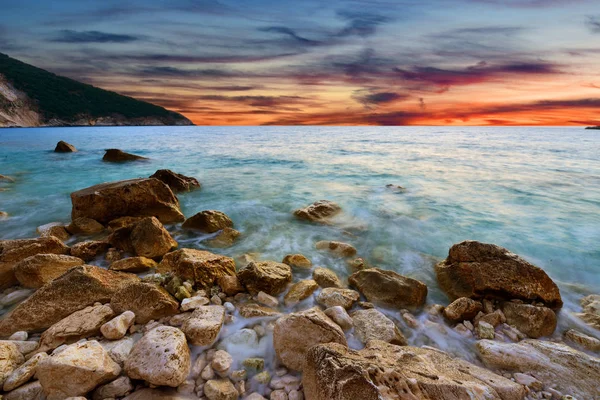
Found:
[1,126,599,325]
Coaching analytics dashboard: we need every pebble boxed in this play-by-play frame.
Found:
[211,350,233,375]
[211,295,223,306]
[177,379,196,395]
[224,302,235,312]
[101,311,135,340]
[271,390,288,400]
[181,296,210,311]
[201,364,216,380]
[8,331,28,341]
[253,371,271,384]
[1,289,32,306]
[257,291,279,308]
[289,390,304,400]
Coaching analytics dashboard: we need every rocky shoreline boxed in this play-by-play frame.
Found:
[0,143,599,400]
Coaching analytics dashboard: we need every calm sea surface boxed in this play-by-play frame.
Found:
[1,126,599,337]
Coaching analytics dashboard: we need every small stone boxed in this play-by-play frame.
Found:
[243,358,265,371]
[7,332,27,341]
[312,267,342,288]
[109,257,157,273]
[181,305,225,346]
[316,288,359,309]
[270,389,288,400]
[181,296,210,311]
[443,297,483,322]
[477,309,506,328]
[211,350,233,376]
[315,241,356,258]
[476,321,495,339]
[253,371,271,385]
[110,282,179,324]
[288,390,303,400]
[246,393,267,400]
[101,311,135,340]
[3,380,45,400]
[257,291,279,308]
[211,294,223,305]
[92,376,134,400]
[282,254,312,269]
[70,240,110,261]
[284,280,319,306]
[37,223,71,241]
[0,289,32,307]
[324,306,353,331]
[204,379,239,400]
[351,308,406,345]
[564,329,600,352]
[238,261,292,296]
[105,247,123,263]
[217,275,245,296]
[67,217,105,235]
[3,352,47,392]
[239,304,281,318]
[100,336,134,366]
[514,373,543,391]
[202,364,216,380]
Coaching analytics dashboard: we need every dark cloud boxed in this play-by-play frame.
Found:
[586,15,600,33]
[336,10,391,37]
[197,95,309,108]
[51,30,140,43]
[108,52,300,64]
[352,90,409,108]
[258,27,320,46]
[137,66,238,78]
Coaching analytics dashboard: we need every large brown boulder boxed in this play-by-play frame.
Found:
[294,200,341,223]
[70,178,184,224]
[157,249,236,289]
[13,254,84,288]
[500,302,557,338]
[130,217,178,258]
[435,241,562,308]
[237,261,292,296]
[0,266,138,336]
[349,268,427,310]
[111,282,178,324]
[102,149,147,162]
[182,210,233,233]
[54,140,77,152]
[304,340,525,400]
[149,170,200,193]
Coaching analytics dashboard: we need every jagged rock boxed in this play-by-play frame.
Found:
[304,340,525,400]
[181,305,225,346]
[149,169,200,193]
[182,210,233,233]
[102,149,147,162]
[237,261,291,296]
[71,178,184,224]
[477,339,600,399]
[109,256,157,273]
[124,326,190,387]
[67,217,104,235]
[315,241,357,258]
[217,275,245,296]
[477,309,506,328]
[351,309,406,345]
[293,200,341,223]
[0,342,23,387]
[476,321,495,339]
[101,311,135,340]
[282,254,312,269]
[564,329,600,352]
[111,282,178,324]
[324,306,353,330]
[316,288,360,309]
[284,280,319,306]
[443,297,483,322]
[158,249,236,289]
[4,381,45,400]
[37,222,71,241]
[273,307,347,371]
[577,294,600,329]
[238,304,281,318]
[312,267,342,288]
[55,141,77,152]
[349,268,427,310]
[3,352,47,392]
[130,217,178,258]
[107,216,144,231]
[37,304,115,353]
[435,241,562,308]
[70,240,110,261]
[500,302,556,338]
[205,227,241,248]
[204,379,238,400]
[180,295,209,311]
[0,266,138,336]
[14,254,84,288]
[92,376,133,400]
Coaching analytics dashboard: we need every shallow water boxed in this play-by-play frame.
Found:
[1,126,599,344]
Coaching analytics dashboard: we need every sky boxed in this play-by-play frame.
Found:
[1,0,600,126]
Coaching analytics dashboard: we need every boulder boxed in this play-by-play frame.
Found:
[4,381,45,400]
[13,254,84,288]
[110,256,157,273]
[110,282,178,324]
[54,141,77,152]
[205,227,240,248]
[349,268,427,310]
[130,217,178,258]
[158,249,236,288]
[182,210,233,233]
[3,352,48,392]
[312,267,342,288]
[351,309,406,345]
[435,241,562,308]
[284,280,319,306]
[37,222,71,241]
[500,302,557,338]
[273,307,347,371]
[477,339,600,399]
[0,266,138,336]
[181,305,225,346]
[149,169,200,193]
[37,340,121,399]
[204,379,239,400]
[37,304,115,352]
[315,241,357,258]
[304,340,525,400]
[70,240,110,261]
[67,217,104,235]
[0,341,23,387]
[70,178,184,224]
[102,149,147,162]
[293,200,341,223]
[443,297,483,323]
[316,288,360,309]
[124,326,190,387]
[282,254,312,269]
[237,261,292,296]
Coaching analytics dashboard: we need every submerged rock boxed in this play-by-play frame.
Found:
[71,178,184,224]
[350,309,406,345]
[13,254,84,288]
[293,200,341,223]
[435,241,562,308]
[102,149,147,162]
[111,282,178,324]
[54,140,77,152]
[205,227,241,248]
[349,268,427,310]
[182,210,233,233]
[500,302,556,338]
[150,169,200,193]
[237,260,292,296]
[315,241,357,258]
[158,249,236,289]
[304,340,525,400]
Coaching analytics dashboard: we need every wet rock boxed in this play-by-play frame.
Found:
[111,282,178,324]
[348,268,427,310]
[316,288,360,309]
[100,336,134,366]
[312,267,342,288]
[67,217,104,235]
[70,240,110,261]
[501,302,557,338]
[130,216,178,258]
[351,309,406,345]
[435,241,562,308]
[476,321,495,339]
[109,256,157,273]
[55,140,77,152]
[103,148,147,162]
[238,304,281,318]
[577,294,600,329]
[101,311,135,340]
[92,376,134,400]
[0,266,138,336]
[324,306,353,331]
[37,340,121,399]
[273,307,347,371]
[284,280,319,306]
[564,329,600,352]
[107,216,144,231]
[217,275,245,296]
[304,340,525,400]
[3,352,47,392]
[37,303,115,353]
[37,222,71,241]
[443,297,483,322]
[158,249,236,289]
[0,342,23,387]
[204,379,238,400]
[238,261,292,296]
[71,178,184,224]
[124,326,190,387]
[182,210,233,233]
[205,227,241,248]
[477,339,600,399]
[315,241,357,258]
[293,200,341,223]
[14,254,84,288]
[282,254,312,269]
[0,174,15,183]
[256,291,278,308]
[150,169,200,193]
[4,380,45,400]
[181,305,225,346]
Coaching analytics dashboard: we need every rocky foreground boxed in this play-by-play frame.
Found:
[0,147,599,400]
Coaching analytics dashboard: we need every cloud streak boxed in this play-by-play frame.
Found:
[51,30,141,43]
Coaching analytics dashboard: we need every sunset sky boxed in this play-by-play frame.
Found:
[2,0,600,125]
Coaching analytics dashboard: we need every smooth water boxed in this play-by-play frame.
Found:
[1,126,599,321]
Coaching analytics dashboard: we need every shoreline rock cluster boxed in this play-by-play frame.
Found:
[0,142,598,400]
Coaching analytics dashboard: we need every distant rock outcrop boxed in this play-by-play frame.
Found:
[103,149,147,162]
[54,141,77,152]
